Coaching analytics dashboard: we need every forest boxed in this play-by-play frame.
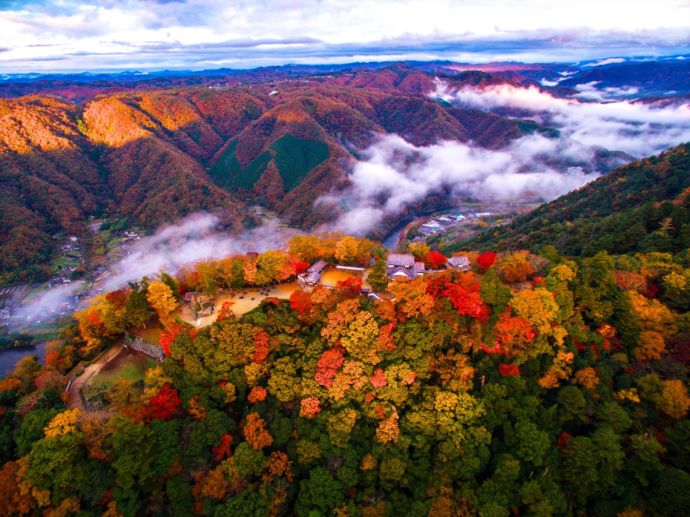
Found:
[0,233,689,516]
[461,143,690,257]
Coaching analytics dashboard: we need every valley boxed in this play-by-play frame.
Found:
[5,58,689,288]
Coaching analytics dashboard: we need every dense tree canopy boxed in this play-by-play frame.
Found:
[0,236,689,515]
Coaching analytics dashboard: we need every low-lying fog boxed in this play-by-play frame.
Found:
[322,80,690,234]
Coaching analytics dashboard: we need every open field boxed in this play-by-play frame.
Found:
[88,348,156,389]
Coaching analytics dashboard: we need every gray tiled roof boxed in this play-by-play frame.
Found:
[387,254,415,268]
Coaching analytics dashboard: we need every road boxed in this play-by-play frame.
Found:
[66,341,123,410]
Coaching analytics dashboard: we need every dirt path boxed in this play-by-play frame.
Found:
[66,341,123,409]
[396,216,428,247]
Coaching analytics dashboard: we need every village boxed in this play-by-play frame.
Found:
[386,202,539,254]
[0,221,144,362]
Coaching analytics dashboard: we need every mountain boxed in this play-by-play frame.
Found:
[0,65,556,281]
[0,93,245,281]
[2,233,689,515]
[558,59,690,97]
[458,143,690,256]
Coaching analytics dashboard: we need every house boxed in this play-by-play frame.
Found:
[298,260,327,286]
[184,291,214,318]
[387,254,415,269]
[447,256,471,271]
[386,254,426,280]
[184,291,211,304]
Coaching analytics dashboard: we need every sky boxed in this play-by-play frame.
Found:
[0,0,689,72]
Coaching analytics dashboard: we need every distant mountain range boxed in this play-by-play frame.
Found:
[2,55,688,99]
[0,64,554,280]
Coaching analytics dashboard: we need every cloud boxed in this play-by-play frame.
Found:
[9,281,86,330]
[323,134,596,235]
[584,57,627,67]
[432,80,690,156]
[0,0,689,71]
[5,212,300,330]
[100,212,299,291]
[573,82,640,101]
[324,80,690,235]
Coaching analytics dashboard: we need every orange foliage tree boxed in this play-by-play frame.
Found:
[496,251,535,283]
[243,412,273,449]
[315,348,345,388]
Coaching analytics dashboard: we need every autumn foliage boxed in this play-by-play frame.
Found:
[243,412,273,450]
[5,238,690,516]
[424,250,447,269]
[315,348,346,388]
[145,384,182,421]
[476,252,497,269]
[498,363,521,377]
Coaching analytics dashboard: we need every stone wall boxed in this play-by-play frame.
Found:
[124,332,164,361]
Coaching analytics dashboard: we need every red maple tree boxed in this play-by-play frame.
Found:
[424,250,448,269]
[290,289,313,316]
[476,252,497,270]
[498,363,521,377]
[147,383,182,421]
[212,433,233,462]
[253,330,270,363]
[315,347,345,387]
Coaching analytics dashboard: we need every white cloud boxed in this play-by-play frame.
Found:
[325,134,596,235]
[574,81,640,101]
[101,212,299,291]
[10,281,86,329]
[585,57,627,67]
[324,79,690,234]
[0,0,689,70]
[432,80,690,156]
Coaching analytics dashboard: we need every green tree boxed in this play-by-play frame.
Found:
[296,467,345,515]
[368,259,389,292]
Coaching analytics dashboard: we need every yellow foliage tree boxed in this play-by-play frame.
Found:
[326,408,358,448]
[44,408,80,438]
[575,367,600,392]
[146,281,178,327]
[496,251,535,283]
[389,277,436,319]
[74,294,127,356]
[538,351,574,389]
[408,241,430,259]
[510,288,560,336]
[335,236,361,264]
[376,408,400,445]
[143,366,172,400]
[628,290,677,337]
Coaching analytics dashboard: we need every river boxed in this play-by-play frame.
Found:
[382,218,413,251]
[0,342,46,377]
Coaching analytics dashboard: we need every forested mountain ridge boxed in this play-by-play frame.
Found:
[0,234,688,515]
[0,65,551,282]
[459,142,690,256]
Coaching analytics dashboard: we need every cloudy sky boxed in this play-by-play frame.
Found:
[1,0,689,72]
